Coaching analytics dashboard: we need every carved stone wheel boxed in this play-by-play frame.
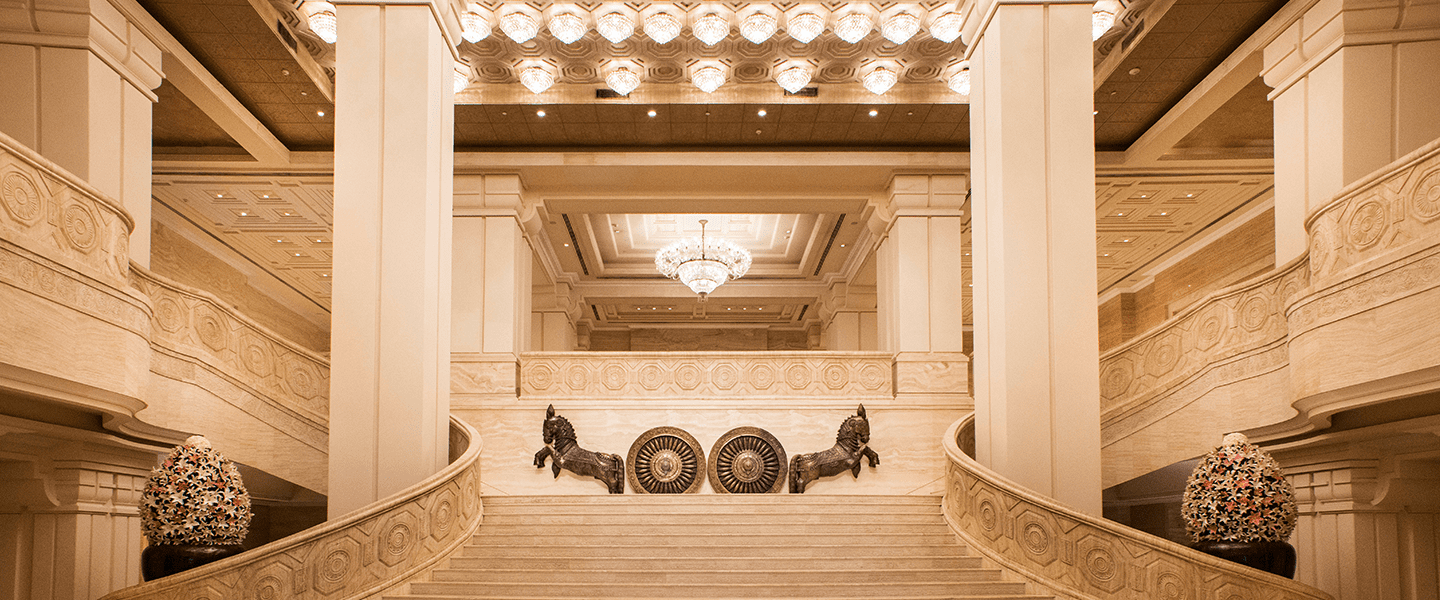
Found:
[628,426,705,494]
[708,427,787,494]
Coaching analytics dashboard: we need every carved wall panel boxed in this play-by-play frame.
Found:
[97,419,483,600]
[1307,139,1440,284]
[521,352,892,398]
[0,133,132,286]
[944,416,1333,600]
[133,268,330,428]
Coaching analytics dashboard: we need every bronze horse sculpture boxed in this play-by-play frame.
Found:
[534,405,625,493]
[790,404,880,493]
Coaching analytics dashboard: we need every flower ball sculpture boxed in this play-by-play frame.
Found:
[1181,432,1297,543]
[141,436,251,546]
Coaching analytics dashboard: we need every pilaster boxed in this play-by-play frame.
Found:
[873,174,970,404]
[961,0,1101,515]
[328,0,456,518]
[0,0,163,267]
[1262,0,1440,262]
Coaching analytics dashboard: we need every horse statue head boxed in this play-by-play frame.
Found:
[541,404,575,446]
[836,404,871,450]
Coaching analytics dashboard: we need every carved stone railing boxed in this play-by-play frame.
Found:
[943,414,1332,600]
[132,266,331,432]
[0,131,133,287]
[99,416,483,600]
[520,351,895,400]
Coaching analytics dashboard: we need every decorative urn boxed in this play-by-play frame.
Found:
[139,436,251,580]
[1181,432,1299,578]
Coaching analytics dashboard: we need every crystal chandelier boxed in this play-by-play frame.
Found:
[644,11,682,44]
[303,1,337,44]
[863,66,897,95]
[692,65,726,93]
[775,65,812,94]
[500,11,540,43]
[655,220,752,298]
[606,67,641,96]
[929,12,962,43]
[786,12,825,43]
[596,12,633,43]
[740,11,777,44]
[693,13,729,46]
[881,12,920,44]
[461,8,489,43]
[454,65,471,94]
[949,64,971,96]
[549,12,586,44]
[520,66,554,94]
[834,12,873,43]
[1092,9,1116,40]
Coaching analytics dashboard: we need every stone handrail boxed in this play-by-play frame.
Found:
[132,265,331,430]
[1098,257,1308,431]
[943,414,1332,600]
[1304,137,1440,287]
[0,130,133,286]
[99,416,483,600]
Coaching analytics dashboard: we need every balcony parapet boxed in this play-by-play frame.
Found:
[0,130,133,286]
[99,417,483,600]
[944,414,1333,600]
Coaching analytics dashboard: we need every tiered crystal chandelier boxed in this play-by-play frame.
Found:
[655,220,752,298]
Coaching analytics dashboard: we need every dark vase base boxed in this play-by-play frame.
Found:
[141,544,246,581]
[1192,540,1296,579]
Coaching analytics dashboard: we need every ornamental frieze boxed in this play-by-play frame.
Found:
[519,352,892,397]
[1308,139,1440,283]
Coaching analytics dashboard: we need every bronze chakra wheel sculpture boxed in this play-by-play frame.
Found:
[628,426,706,494]
[709,427,787,493]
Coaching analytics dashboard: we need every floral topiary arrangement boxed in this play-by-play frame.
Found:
[140,436,251,546]
[1181,432,1297,543]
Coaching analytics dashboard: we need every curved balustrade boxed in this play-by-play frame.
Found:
[943,414,1332,600]
[100,416,483,600]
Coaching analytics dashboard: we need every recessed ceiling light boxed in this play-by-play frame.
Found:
[839,244,846,247]
[216,194,223,198]
[239,212,248,216]
[1186,193,1194,197]
[536,110,546,117]
[283,212,292,216]
[563,243,570,247]
[321,274,329,277]
[315,238,323,242]
[757,109,767,117]
[1139,194,1148,198]
[1159,212,1168,216]
[1103,253,1110,256]
[293,253,302,257]
[647,109,657,117]
[1121,239,1130,242]
[262,194,269,198]
[1116,212,1124,216]
[727,307,731,310]
[868,109,878,117]
[317,111,325,117]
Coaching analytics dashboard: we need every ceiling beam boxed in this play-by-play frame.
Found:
[1093,0,1182,92]
[1121,0,1323,165]
[244,0,334,103]
[113,0,291,165]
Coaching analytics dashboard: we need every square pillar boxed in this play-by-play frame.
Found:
[0,0,163,267]
[328,1,458,518]
[1263,0,1440,262]
[962,0,1102,515]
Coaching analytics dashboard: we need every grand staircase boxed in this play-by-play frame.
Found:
[386,495,1052,600]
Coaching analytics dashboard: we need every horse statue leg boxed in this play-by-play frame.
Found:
[533,446,551,469]
[863,446,880,467]
[790,455,808,494]
[607,454,625,494]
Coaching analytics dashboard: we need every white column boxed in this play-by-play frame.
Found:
[1263,0,1440,263]
[0,0,163,267]
[328,1,457,518]
[962,0,1102,515]
[873,175,970,403]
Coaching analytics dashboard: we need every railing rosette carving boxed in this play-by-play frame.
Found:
[1099,259,1308,425]
[0,131,133,285]
[943,415,1332,600]
[132,267,331,429]
[100,417,483,600]
[1306,138,1440,285]
[520,351,893,398]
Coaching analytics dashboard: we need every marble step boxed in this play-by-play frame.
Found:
[473,522,950,536]
[430,567,1008,585]
[470,532,961,546]
[392,596,1053,600]
[479,512,946,525]
[459,542,969,559]
[405,580,1031,598]
[445,555,985,570]
[481,495,940,512]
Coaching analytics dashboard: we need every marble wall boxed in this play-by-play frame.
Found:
[455,352,966,496]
